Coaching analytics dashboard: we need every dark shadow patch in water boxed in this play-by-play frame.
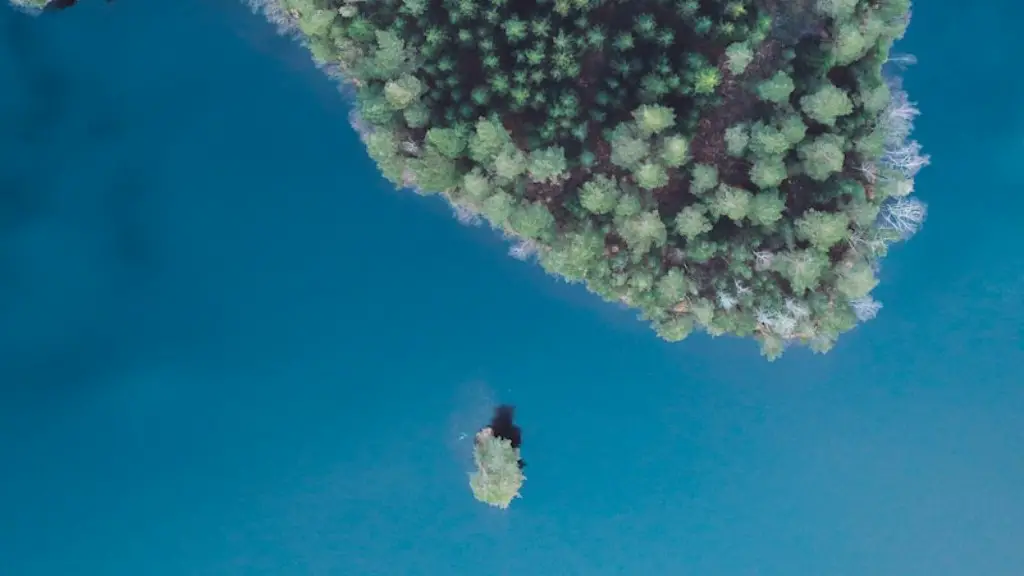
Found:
[487,404,526,470]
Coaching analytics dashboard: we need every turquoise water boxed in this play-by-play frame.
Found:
[1,1,1021,574]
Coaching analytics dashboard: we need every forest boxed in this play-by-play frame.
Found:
[18,0,929,359]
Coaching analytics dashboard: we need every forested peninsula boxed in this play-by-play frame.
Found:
[16,0,929,359]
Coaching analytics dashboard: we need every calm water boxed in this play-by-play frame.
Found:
[0,1,1021,574]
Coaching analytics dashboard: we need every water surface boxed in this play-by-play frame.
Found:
[1,1,1022,574]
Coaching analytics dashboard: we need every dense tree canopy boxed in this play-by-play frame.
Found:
[248,0,930,359]
[14,0,928,358]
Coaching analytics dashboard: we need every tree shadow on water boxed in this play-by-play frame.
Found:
[486,405,526,470]
[43,0,115,11]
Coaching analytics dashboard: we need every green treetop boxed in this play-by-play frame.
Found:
[469,427,525,509]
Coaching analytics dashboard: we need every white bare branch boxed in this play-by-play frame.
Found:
[848,231,890,257]
[753,250,774,271]
[452,204,483,227]
[400,139,421,156]
[850,296,883,322]
[855,161,878,184]
[246,0,299,34]
[882,83,920,147]
[771,314,798,339]
[881,140,930,179]
[717,291,737,310]
[509,240,539,261]
[887,53,917,69]
[881,197,927,236]
[784,298,810,319]
[756,308,798,339]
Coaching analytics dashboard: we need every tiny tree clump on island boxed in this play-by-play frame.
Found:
[470,427,525,509]
[7,0,113,14]
[469,405,525,509]
[8,0,51,12]
[274,0,925,358]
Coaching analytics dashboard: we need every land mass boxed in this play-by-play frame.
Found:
[19,0,930,360]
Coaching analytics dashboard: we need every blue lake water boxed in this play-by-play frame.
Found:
[0,1,1021,574]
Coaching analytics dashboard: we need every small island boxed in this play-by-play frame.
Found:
[8,0,50,12]
[8,0,111,13]
[470,405,525,509]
